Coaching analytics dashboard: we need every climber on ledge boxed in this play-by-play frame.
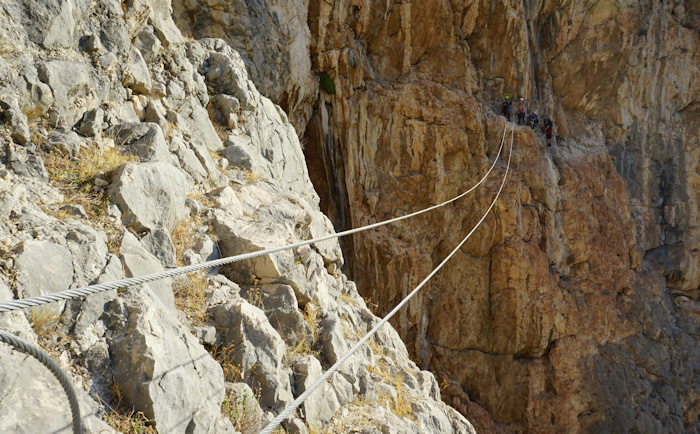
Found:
[501,96,512,122]
[529,110,539,129]
[543,118,553,147]
[517,98,526,125]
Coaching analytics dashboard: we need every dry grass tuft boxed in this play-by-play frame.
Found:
[243,169,264,184]
[339,293,354,305]
[170,217,203,266]
[245,285,264,309]
[170,192,217,266]
[286,303,322,361]
[303,303,321,343]
[30,306,62,340]
[173,271,209,326]
[42,146,135,220]
[221,387,265,434]
[210,344,243,383]
[21,103,45,127]
[101,382,157,433]
[41,146,134,253]
[287,334,316,360]
[366,338,382,357]
[43,146,135,186]
[102,408,156,434]
[391,376,413,419]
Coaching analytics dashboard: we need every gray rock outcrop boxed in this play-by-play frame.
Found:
[107,294,234,433]
[109,161,188,233]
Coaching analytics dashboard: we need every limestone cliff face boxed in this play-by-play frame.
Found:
[207,0,700,432]
[170,0,698,431]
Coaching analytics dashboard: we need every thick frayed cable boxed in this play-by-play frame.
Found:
[0,329,83,434]
[259,125,515,434]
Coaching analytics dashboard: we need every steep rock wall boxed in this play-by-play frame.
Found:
[295,0,700,432]
[169,0,699,431]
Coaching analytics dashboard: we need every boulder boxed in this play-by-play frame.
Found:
[134,26,162,63]
[219,141,254,171]
[123,47,152,94]
[0,178,24,219]
[172,136,208,183]
[143,100,169,132]
[292,355,341,428]
[140,227,177,268]
[64,222,109,287]
[2,108,30,145]
[109,161,188,233]
[308,210,343,268]
[0,346,115,434]
[211,210,294,282]
[73,254,123,335]
[258,284,310,349]
[3,0,86,50]
[107,122,170,162]
[211,298,293,411]
[46,129,84,157]
[107,295,234,434]
[319,313,362,384]
[13,240,73,299]
[191,142,228,186]
[207,186,242,216]
[76,108,105,137]
[119,231,175,310]
[409,399,454,433]
[59,204,88,219]
[0,278,12,302]
[186,100,223,152]
[6,144,49,180]
[213,94,240,128]
[37,60,97,126]
[15,206,53,231]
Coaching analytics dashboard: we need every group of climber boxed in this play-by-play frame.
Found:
[501,96,554,147]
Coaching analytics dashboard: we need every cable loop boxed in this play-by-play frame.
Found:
[0,330,83,434]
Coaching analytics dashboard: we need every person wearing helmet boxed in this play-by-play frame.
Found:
[517,98,526,125]
[529,110,538,129]
[501,96,512,121]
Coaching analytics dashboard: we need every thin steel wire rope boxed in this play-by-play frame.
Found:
[259,125,515,434]
[0,125,508,314]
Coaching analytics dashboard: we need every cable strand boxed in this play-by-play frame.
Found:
[0,330,83,434]
[259,125,515,434]
[0,125,508,314]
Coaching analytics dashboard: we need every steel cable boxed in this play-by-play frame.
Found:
[259,125,515,434]
[0,125,508,314]
[0,329,83,434]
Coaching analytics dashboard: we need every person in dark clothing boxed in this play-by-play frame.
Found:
[529,110,538,129]
[543,118,553,147]
[501,96,512,121]
[517,98,526,125]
